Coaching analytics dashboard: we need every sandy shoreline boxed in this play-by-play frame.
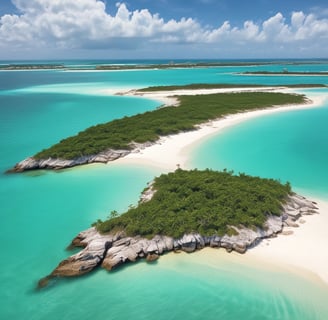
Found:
[116,88,325,171]
[249,196,328,284]
[113,87,328,285]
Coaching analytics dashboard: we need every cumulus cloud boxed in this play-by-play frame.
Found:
[0,0,327,56]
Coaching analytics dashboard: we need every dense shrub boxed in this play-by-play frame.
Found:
[35,92,305,160]
[94,169,291,238]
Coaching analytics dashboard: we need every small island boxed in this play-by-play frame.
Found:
[9,83,322,289]
[241,71,328,76]
[1,60,327,71]
[8,90,307,172]
[95,62,279,70]
[0,64,65,70]
[136,83,327,91]
[39,169,318,288]
[95,61,328,70]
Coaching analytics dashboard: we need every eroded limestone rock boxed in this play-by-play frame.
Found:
[8,149,132,172]
[38,193,319,288]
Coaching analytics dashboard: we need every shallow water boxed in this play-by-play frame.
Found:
[191,89,328,199]
[1,61,328,319]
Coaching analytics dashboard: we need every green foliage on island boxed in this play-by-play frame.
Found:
[137,83,267,92]
[34,92,305,160]
[95,62,271,70]
[94,169,291,238]
[242,71,328,76]
[0,64,65,70]
[138,83,326,92]
[94,60,328,71]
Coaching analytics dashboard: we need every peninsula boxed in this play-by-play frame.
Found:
[8,89,307,173]
[39,169,319,288]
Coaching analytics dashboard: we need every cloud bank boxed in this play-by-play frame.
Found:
[0,0,327,58]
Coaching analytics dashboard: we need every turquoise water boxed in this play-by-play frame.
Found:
[191,89,328,199]
[1,61,328,319]
[0,92,158,167]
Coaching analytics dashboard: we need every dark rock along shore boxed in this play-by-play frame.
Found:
[38,193,319,288]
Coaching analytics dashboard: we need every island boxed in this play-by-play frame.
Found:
[95,61,328,70]
[0,64,65,70]
[10,83,320,288]
[1,61,327,71]
[8,89,308,173]
[241,71,328,76]
[136,83,327,91]
[95,62,281,70]
[39,169,319,288]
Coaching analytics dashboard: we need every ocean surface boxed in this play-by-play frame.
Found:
[191,88,328,199]
[1,60,328,319]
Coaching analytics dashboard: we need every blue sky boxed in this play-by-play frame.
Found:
[0,0,327,59]
[111,1,328,26]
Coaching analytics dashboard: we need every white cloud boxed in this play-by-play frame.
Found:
[291,11,306,29]
[259,13,290,41]
[0,0,327,57]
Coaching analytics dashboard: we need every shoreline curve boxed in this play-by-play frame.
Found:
[8,87,324,173]
[27,86,328,286]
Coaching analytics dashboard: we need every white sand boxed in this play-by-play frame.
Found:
[117,87,283,107]
[113,87,328,284]
[249,197,328,284]
[116,88,325,171]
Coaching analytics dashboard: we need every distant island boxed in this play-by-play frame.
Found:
[39,169,318,288]
[95,61,285,70]
[241,71,328,76]
[8,89,307,172]
[95,61,328,70]
[1,60,327,71]
[136,83,327,91]
[0,64,65,70]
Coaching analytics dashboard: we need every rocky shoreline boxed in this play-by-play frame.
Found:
[7,142,155,172]
[7,150,130,172]
[38,193,318,288]
[6,91,313,174]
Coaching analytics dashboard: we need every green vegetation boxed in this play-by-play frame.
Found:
[95,62,269,70]
[94,169,291,238]
[138,83,326,92]
[0,64,65,70]
[242,71,328,76]
[95,61,328,71]
[34,92,306,160]
[137,83,266,91]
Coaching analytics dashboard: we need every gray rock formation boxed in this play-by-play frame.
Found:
[8,141,158,173]
[8,149,132,172]
[38,193,318,288]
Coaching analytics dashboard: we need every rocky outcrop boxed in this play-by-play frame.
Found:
[139,181,156,204]
[8,141,158,173]
[38,194,318,288]
[8,149,131,172]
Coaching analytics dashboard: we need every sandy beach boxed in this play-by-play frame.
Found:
[249,197,328,284]
[116,87,325,171]
[114,87,328,284]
